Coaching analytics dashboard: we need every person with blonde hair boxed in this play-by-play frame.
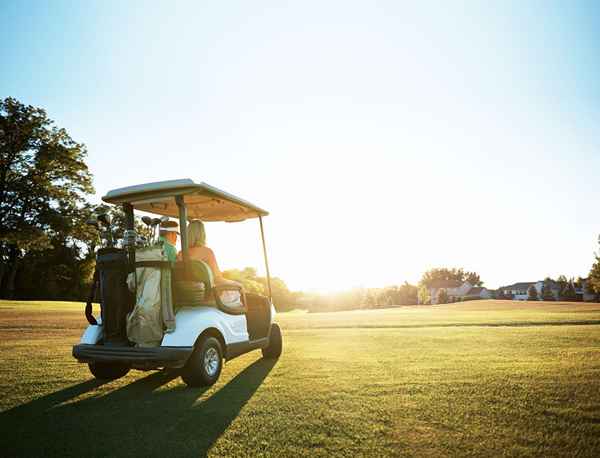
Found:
[180,220,222,280]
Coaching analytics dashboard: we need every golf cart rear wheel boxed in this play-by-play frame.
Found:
[262,323,282,359]
[181,336,223,387]
[88,362,130,380]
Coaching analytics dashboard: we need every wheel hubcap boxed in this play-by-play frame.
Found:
[204,347,220,377]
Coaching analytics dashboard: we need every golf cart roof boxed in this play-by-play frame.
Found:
[102,179,268,222]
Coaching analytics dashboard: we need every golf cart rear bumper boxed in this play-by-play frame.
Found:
[72,344,193,369]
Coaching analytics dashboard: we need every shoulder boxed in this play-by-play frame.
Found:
[192,245,213,253]
[189,245,214,258]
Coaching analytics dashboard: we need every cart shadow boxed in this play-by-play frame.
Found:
[1,357,277,457]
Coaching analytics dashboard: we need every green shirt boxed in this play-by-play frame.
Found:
[159,236,177,262]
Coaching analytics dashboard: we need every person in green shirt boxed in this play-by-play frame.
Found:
[158,221,179,262]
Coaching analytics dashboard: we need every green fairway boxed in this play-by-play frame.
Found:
[1,300,600,457]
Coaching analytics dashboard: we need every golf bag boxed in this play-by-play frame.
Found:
[125,246,175,347]
[96,248,133,345]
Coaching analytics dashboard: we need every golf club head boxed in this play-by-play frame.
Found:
[97,212,111,226]
[151,218,162,226]
[141,216,152,226]
[160,216,170,223]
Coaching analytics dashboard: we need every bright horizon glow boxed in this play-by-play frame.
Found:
[2,1,599,291]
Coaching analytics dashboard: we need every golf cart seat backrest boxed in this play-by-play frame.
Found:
[172,260,246,314]
[172,260,214,304]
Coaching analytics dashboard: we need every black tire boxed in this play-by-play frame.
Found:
[262,323,282,359]
[181,336,223,387]
[88,362,130,380]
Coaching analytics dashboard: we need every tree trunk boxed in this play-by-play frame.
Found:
[5,245,19,299]
[0,261,6,297]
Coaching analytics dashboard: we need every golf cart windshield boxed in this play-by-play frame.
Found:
[102,179,268,222]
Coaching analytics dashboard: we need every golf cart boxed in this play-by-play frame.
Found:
[72,179,282,387]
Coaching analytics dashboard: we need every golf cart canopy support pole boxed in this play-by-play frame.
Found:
[259,215,272,302]
[176,196,189,265]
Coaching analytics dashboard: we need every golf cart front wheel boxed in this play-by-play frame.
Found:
[262,323,282,359]
[88,362,130,380]
[181,336,223,387]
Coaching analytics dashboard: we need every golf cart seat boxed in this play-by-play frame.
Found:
[172,260,246,314]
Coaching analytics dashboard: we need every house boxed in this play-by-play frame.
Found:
[463,287,493,301]
[499,282,541,300]
[498,279,595,301]
[427,280,492,304]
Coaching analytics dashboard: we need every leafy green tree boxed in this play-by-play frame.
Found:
[588,236,600,299]
[561,280,577,302]
[464,272,483,287]
[437,288,449,304]
[418,285,431,305]
[397,281,418,305]
[222,267,265,294]
[556,275,568,299]
[0,97,93,297]
[419,267,483,288]
[420,267,464,288]
[527,285,538,301]
[541,277,555,301]
[222,266,298,311]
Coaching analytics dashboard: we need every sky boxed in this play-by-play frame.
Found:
[2,0,600,291]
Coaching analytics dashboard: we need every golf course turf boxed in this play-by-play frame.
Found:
[1,300,599,457]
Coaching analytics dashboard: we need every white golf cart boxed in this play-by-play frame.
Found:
[72,179,282,387]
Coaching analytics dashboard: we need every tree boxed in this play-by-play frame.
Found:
[418,285,431,305]
[0,97,93,297]
[556,275,568,299]
[464,272,483,287]
[561,280,577,302]
[222,266,299,311]
[588,235,600,299]
[381,282,418,306]
[527,285,538,301]
[397,281,418,305]
[437,288,449,304]
[420,267,464,288]
[419,267,483,288]
[541,277,555,301]
[222,267,265,295]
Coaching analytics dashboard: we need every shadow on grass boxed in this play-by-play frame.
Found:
[1,357,276,457]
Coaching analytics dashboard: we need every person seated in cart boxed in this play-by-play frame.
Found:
[181,220,222,279]
[159,220,179,262]
[180,220,243,306]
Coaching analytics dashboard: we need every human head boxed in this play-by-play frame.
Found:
[159,220,179,245]
[160,230,177,245]
[187,220,206,248]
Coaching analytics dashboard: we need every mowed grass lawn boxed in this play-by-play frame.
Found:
[1,300,600,457]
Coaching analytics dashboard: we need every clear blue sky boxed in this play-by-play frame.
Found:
[2,1,600,291]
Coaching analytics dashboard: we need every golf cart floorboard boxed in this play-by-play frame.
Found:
[73,344,193,369]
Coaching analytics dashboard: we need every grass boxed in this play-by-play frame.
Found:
[1,299,599,457]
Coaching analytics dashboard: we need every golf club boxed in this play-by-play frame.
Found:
[151,217,161,244]
[96,212,114,247]
[141,216,153,246]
